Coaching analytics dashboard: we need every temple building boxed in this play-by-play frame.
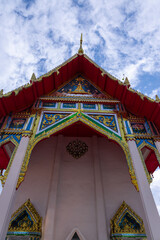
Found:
[0,36,160,240]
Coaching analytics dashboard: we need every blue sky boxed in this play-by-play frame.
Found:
[0,0,160,213]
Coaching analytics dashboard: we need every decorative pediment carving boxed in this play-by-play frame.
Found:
[7,199,42,239]
[110,201,147,239]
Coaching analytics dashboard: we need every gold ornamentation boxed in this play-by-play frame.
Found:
[0,89,3,97]
[71,77,89,94]
[90,114,117,132]
[78,33,84,54]
[16,110,139,192]
[110,201,146,238]
[7,199,42,236]
[40,113,69,130]
[124,77,130,87]
[66,139,88,159]
[0,129,32,136]
[155,94,160,102]
[31,73,36,82]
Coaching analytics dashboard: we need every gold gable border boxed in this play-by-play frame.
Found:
[16,110,139,192]
[7,199,42,238]
[110,201,147,239]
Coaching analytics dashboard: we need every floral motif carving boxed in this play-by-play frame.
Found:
[66,139,88,159]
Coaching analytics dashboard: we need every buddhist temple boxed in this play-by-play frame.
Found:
[0,35,160,240]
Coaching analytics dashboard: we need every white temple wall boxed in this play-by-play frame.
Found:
[12,135,149,239]
[98,138,149,235]
[54,137,97,240]
[12,136,57,219]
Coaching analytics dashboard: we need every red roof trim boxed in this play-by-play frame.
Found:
[0,54,160,130]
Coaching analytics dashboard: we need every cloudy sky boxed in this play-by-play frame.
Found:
[0,0,160,213]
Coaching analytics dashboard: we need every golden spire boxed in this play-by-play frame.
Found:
[78,33,84,55]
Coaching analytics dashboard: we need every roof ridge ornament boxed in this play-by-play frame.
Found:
[31,73,36,82]
[155,94,160,103]
[124,77,130,87]
[78,33,84,55]
[0,89,3,97]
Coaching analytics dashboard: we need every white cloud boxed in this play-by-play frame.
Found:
[0,0,160,93]
[148,87,160,99]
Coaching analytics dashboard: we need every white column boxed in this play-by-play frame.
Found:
[92,136,108,240]
[43,135,62,240]
[0,136,30,240]
[128,140,160,240]
[155,141,160,155]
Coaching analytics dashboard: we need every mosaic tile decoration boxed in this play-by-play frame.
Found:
[9,118,26,129]
[43,102,56,108]
[131,122,147,134]
[39,113,70,131]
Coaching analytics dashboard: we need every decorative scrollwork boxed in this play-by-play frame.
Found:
[66,139,88,159]
[110,201,147,239]
[7,199,42,237]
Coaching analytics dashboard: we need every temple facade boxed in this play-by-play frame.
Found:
[0,40,160,240]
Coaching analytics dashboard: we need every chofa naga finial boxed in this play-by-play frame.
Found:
[78,33,84,55]
[155,95,160,103]
[124,77,130,88]
[0,89,3,97]
[30,73,36,82]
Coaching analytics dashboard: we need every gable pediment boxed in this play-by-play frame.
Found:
[44,75,114,102]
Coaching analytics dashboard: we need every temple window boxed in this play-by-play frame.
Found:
[0,141,15,176]
[141,146,160,175]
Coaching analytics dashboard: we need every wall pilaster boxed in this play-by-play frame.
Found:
[0,136,30,240]
[92,136,109,240]
[128,140,160,240]
[155,141,160,155]
[42,135,62,240]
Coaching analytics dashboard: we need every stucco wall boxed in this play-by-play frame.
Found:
[98,138,148,236]
[12,136,57,219]
[12,135,148,239]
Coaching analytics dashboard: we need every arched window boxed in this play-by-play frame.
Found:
[66,229,85,240]
[71,232,80,240]
[0,141,15,175]
[141,146,160,174]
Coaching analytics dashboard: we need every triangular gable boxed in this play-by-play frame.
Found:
[7,199,42,237]
[47,75,113,100]
[110,201,146,239]
[36,112,74,135]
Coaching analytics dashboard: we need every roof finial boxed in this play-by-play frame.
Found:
[0,89,3,97]
[78,33,84,55]
[31,73,36,82]
[155,95,160,102]
[124,77,130,88]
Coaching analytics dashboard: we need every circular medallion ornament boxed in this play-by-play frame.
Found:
[66,139,88,159]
